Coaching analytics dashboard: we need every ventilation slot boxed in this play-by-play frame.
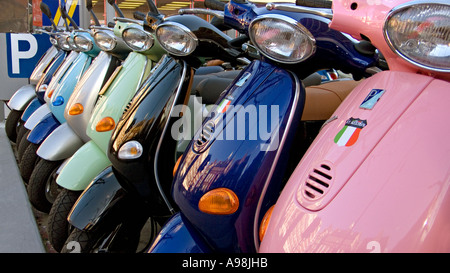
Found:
[195,121,215,148]
[303,164,332,200]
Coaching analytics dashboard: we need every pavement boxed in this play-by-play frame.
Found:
[0,121,46,253]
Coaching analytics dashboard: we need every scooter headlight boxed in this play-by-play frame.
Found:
[50,36,58,46]
[118,140,143,160]
[67,36,78,50]
[74,35,93,52]
[94,30,117,51]
[384,1,450,72]
[123,27,154,52]
[249,14,316,64]
[156,22,198,56]
[57,34,71,51]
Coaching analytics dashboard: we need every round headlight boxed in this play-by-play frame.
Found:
[249,14,316,64]
[74,35,93,52]
[67,36,78,50]
[57,34,71,51]
[94,30,117,51]
[122,27,154,51]
[156,22,198,56]
[384,1,450,72]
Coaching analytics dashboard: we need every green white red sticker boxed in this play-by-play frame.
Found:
[217,98,231,113]
[334,118,367,147]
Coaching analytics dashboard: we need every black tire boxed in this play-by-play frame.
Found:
[5,109,22,142]
[27,159,62,213]
[16,129,31,161]
[18,142,39,182]
[48,189,81,252]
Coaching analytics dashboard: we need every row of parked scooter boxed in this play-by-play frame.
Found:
[5,0,449,253]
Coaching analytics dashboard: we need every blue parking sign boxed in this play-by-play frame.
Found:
[6,33,52,78]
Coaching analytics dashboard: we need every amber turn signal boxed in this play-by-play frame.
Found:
[95,117,115,132]
[47,89,54,98]
[69,103,84,115]
[259,205,274,242]
[198,188,239,215]
[173,155,183,177]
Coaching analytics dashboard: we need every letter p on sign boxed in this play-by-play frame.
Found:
[6,33,50,78]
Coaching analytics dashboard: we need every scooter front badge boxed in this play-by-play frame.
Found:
[334,117,367,147]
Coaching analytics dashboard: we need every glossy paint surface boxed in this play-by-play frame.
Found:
[260,71,450,252]
[171,60,304,253]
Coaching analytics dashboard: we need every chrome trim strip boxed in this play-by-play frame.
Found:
[253,70,302,251]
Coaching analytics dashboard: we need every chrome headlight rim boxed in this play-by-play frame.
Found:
[93,30,118,51]
[155,21,199,56]
[57,34,72,51]
[66,35,79,51]
[74,34,94,52]
[122,26,155,52]
[383,0,450,72]
[248,14,316,64]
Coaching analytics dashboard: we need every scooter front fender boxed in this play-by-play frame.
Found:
[21,98,44,122]
[149,213,210,253]
[67,167,125,231]
[56,140,111,191]
[37,122,84,161]
[26,114,61,145]
[24,104,51,130]
[7,84,37,111]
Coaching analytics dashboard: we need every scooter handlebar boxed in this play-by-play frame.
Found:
[204,0,226,11]
[296,0,332,8]
[133,11,146,21]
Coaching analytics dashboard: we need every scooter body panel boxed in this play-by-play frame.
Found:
[65,51,117,142]
[55,53,151,192]
[7,84,37,111]
[24,104,51,130]
[149,213,210,253]
[49,52,92,124]
[56,140,111,191]
[108,55,189,211]
[169,59,305,253]
[29,45,60,85]
[43,51,80,105]
[86,52,151,153]
[26,111,61,145]
[36,122,84,161]
[260,71,450,253]
[37,49,69,103]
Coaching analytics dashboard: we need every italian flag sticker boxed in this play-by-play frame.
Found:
[334,118,367,147]
[217,98,231,113]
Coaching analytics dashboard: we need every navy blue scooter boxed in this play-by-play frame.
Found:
[148,0,380,253]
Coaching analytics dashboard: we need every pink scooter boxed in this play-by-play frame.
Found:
[259,0,450,253]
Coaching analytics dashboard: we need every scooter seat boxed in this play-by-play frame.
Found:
[192,70,243,104]
[301,79,360,121]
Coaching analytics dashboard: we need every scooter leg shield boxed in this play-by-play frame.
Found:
[37,122,84,161]
[148,213,210,253]
[24,104,51,130]
[26,114,61,145]
[56,140,111,191]
[7,84,37,111]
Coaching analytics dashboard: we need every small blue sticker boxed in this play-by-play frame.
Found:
[360,89,385,110]
[235,72,251,87]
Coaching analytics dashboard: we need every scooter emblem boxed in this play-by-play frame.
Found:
[360,89,385,110]
[334,117,367,147]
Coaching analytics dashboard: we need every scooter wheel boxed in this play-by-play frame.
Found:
[5,110,22,143]
[27,159,62,213]
[48,189,82,252]
[16,129,31,161]
[18,142,39,182]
